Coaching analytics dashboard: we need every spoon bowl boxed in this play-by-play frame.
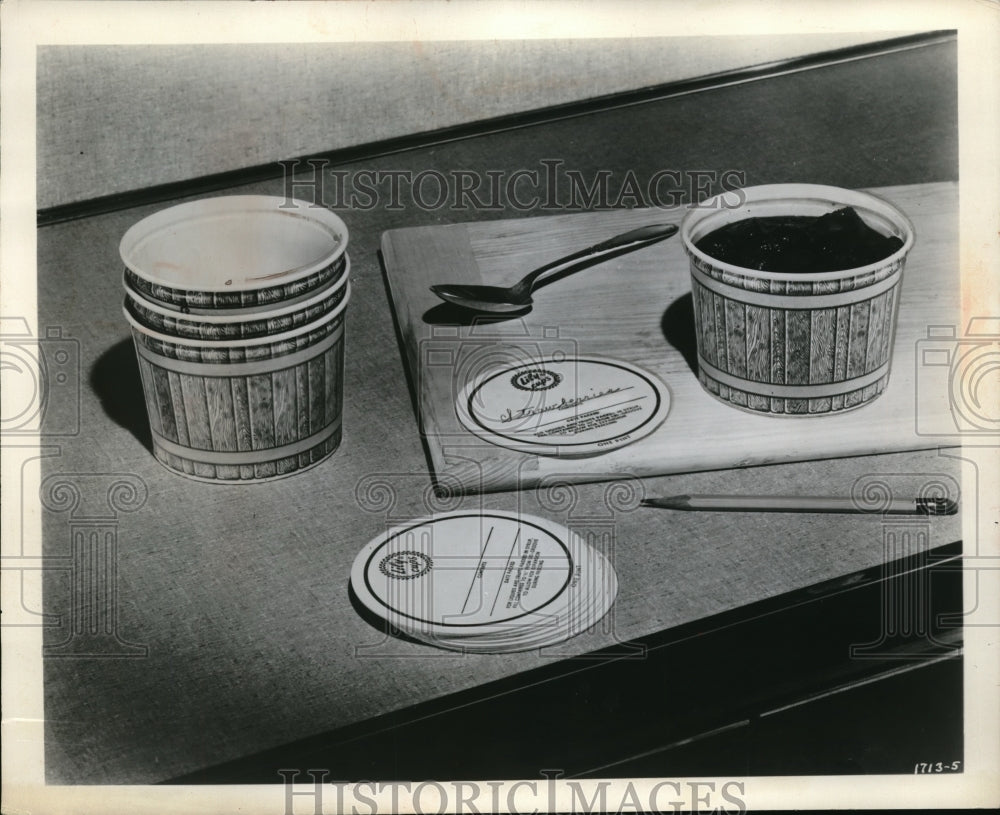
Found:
[429,283,535,313]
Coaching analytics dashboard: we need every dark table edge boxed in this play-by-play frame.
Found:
[163,538,962,784]
[37,30,955,228]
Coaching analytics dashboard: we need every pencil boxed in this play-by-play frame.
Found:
[640,494,958,515]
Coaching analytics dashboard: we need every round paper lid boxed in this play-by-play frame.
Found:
[351,511,578,632]
[456,355,670,457]
[349,510,619,652]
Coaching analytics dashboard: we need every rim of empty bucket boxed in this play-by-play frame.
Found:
[119,195,349,293]
[124,282,351,347]
[680,184,915,282]
[124,254,351,324]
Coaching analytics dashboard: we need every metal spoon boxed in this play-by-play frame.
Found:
[430,222,678,313]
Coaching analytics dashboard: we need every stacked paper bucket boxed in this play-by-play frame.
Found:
[120,195,351,482]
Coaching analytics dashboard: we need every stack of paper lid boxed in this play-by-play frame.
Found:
[350,510,618,653]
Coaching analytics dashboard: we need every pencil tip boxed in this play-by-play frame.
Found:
[641,495,690,509]
[917,497,959,515]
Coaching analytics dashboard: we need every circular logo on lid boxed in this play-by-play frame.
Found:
[379,550,432,580]
[511,368,562,391]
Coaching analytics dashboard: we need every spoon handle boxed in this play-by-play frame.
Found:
[519,222,678,294]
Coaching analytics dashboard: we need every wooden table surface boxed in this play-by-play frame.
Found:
[38,36,961,784]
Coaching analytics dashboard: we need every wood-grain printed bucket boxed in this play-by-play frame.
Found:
[123,255,351,341]
[123,286,350,482]
[119,195,349,312]
[681,184,914,415]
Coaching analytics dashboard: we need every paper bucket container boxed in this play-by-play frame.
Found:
[123,254,351,341]
[120,195,349,313]
[681,184,914,415]
[124,285,350,482]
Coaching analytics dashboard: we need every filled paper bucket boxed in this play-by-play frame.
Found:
[681,184,915,415]
[124,285,350,482]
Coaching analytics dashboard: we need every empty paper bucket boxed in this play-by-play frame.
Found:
[124,285,350,482]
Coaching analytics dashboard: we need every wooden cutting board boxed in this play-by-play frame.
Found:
[381,183,961,494]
